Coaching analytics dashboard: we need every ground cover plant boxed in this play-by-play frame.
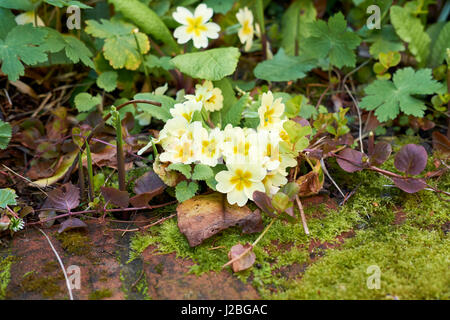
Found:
[0,0,449,300]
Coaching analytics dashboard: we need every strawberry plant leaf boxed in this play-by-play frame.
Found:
[85,19,150,70]
[303,12,361,68]
[394,144,428,175]
[168,163,192,179]
[0,120,12,150]
[0,188,17,209]
[360,67,441,122]
[97,71,118,92]
[192,164,214,181]
[0,24,48,81]
[171,47,240,81]
[175,181,199,203]
[74,93,102,113]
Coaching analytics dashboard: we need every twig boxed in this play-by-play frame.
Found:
[344,84,364,153]
[2,164,49,196]
[320,158,346,198]
[37,228,73,300]
[295,195,310,235]
[108,213,176,233]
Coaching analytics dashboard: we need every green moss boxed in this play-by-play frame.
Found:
[89,288,113,300]
[0,255,16,300]
[21,271,64,298]
[55,231,90,256]
[272,225,449,299]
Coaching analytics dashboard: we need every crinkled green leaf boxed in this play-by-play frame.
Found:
[0,188,17,209]
[390,5,430,65]
[254,48,315,82]
[145,54,174,71]
[367,25,405,56]
[222,93,249,127]
[0,24,48,81]
[97,71,118,92]
[360,67,441,122]
[175,181,199,203]
[303,12,361,68]
[85,19,150,70]
[63,35,95,68]
[0,8,16,39]
[168,163,192,179]
[0,120,12,150]
[108,0,177,51]
[429,22,450,67]
[192,164,214,181]
[74,93,102,113]
[171,47,240,81]
[134,92,174,121]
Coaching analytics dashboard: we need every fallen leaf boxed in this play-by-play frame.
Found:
[32,152,78,187]
[58,217,88,233]
[38,210,56,228]
[177,193,263,247]
[227,243,256,272]
[129,171,166,207]
[432,131,450,157]
[101,187,129,208]
[296,160,324,197]
[44,183,80,212]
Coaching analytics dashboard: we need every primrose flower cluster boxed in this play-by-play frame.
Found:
[140,82,297,207]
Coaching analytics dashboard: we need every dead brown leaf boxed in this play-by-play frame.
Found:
[227,243,256,272]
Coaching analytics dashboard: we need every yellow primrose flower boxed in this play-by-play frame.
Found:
[15,11,45,27]
[257,129,282,171]
[216,163,266,206]
[186,80,224,112]
[170,99,202,122]
[194,127,223,166]
[262,168,288,195]
[172,4,220,49]
[258,91,285,130]
[222,127,257,165]
[159,134,194,164]
[236,7,254,51]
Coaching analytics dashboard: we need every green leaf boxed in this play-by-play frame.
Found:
[303,12,361,68]
[0,120,12,150]
[145,54,174,71]
[0,0,34,11]
[192,164,214,181]
[360,67,441,122]
[97,71,118,92]
[85,19,150,70]
[168,163,192,179]
[171,47,240,81]
[175,181,198,202]
[254,48,315,82]
[108,0,178,51]
[74,93,102,113]
[134,92,174,122]
[44,0,92,9]
[204,0,234,14]
[0,24,48,81]
[222,93,249,127]
[0,8,16,39]
[429,22,450,67]
[367,25,405,57]
[281,0,316,55]
[390,5,430,65]
[62,35,95,68]
[0,188,17,209]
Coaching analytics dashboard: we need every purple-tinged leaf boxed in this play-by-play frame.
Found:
[45,183,80,212]
[58,218,87,233]
[101,187,129,208]
[369,142,392,166]
[227,243,256,272]
[129,189,163,207]
[392,177,427,193]
[432,131,450,156]
[134,170,166,195]
[394,144,427,175]
[336,148,364,173]
[252,191,276,217]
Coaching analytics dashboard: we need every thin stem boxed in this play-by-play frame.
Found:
[114,112,126,191]
[295,195,310,235]
[344,84,364,153]
[78,152,85,202]
[85,141,94,201]
[320,158,346,198]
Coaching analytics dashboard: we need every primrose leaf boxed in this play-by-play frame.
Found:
[428,21,450,67]
[222,94,249,127]
[394,144,428,175]
[74,93,102,113]
[134,92,174,122]
[0,120,12,150]
[0,24,48,81]
[85,19,150,70]
[192,164,214,181]
[175,181,199,203]
[108,0,178,51]
[360,67,441,122]
[97,71,118,92]
[254,48,315,82]
[303,12,361,68]
[171,47,240,81]
[168,163,192,179]
[390,5,430,65]
[0,188,17,209]
[204,0,234,14]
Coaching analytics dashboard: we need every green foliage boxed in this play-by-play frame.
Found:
[221,93,249,127]
[0,8,16,39]
[168,163,192,179]
[254,48,315,82]
[390,5,430,65]
[85,19,150,70]
[0,24,48,81]
[134,93,174,122]
[428,21,450,67]
[0,188,17,209]
[171,47,240,81]
[204,0,234,14]
[74,93,101,113]
[192,164,214,181]
[44,0,91,9]
[175,180,199,202]
[108,0,178,51]
[0,120,12,150]
[303,12,361,68]
[360,67,441,122]
[97,71,118,92]
[367,25,405,57]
